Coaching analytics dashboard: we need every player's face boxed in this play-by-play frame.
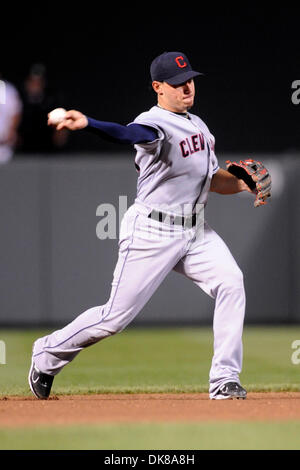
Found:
[153,79,195,113]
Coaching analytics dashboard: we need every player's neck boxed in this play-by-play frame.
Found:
[156,103,189,119]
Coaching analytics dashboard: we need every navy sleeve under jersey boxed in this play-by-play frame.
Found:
[85,117,158,145]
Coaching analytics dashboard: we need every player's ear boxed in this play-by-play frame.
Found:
[152,81,163,95]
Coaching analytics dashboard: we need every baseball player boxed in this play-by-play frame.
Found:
[28,51,270,400]
[0,74,23,163]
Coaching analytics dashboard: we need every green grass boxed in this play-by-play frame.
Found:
[0,421,300,450]
[0,325,300,396]
[1,326,300,450]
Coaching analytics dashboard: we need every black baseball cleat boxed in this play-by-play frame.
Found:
[212,382,247,400]
[28,360,54,399]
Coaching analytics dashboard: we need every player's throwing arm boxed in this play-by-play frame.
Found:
[48,109,88,131]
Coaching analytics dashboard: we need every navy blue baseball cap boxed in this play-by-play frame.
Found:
[150,51,202,85]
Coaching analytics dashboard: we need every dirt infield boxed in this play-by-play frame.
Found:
[0,393,300,427]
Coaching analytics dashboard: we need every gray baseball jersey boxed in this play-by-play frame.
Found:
[132,106,219,213]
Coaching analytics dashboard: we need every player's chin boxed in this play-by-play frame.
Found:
[182,96,194,108]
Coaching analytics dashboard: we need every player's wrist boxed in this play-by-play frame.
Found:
[238,179,252,193]
[86,117,97,128]
[82,115,88,128]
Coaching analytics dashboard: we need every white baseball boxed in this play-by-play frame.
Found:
[48,108,67,125]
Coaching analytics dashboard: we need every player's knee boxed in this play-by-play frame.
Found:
[233,266,244,287]
[220,266,244,293]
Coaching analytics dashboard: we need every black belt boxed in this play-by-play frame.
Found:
[148,210,197,228]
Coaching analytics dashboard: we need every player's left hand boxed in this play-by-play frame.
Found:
[226,159,272,207]
[237,179,254,194]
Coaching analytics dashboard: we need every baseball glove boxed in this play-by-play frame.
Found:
[226,159,271,207]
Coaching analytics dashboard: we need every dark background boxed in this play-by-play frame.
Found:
[0,4,299,326]
[1,4,299,155]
